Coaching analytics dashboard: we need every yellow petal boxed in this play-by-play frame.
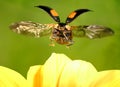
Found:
[90,70,120,87]
[58,60,97,87]
[27,65,43,87]
[0,66,27,87]
[42,53,72,87]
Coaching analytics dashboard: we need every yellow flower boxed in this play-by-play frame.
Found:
[0,53,120,87]
[0,66,27,87]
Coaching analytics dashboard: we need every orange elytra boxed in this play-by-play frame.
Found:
[68,12,77,18]
[50,9,58,16]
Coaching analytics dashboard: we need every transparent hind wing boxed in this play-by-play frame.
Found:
[9,21,54,37]
[71,25,114,39]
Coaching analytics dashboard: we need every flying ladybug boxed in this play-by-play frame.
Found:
[9,5,114,46]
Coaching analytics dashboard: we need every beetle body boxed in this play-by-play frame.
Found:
[9,5,114,46]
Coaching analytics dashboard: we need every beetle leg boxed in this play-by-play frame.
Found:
[49,36,55,46]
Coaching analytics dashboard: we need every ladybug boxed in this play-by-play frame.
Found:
[10,5,114,46]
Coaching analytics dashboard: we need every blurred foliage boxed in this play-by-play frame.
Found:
[0,0,120,77]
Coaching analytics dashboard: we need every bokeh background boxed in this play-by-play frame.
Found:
[0,0,120,77]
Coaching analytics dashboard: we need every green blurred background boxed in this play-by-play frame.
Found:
[0,0,120,77]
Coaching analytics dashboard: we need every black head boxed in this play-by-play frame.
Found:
[58,23,66,27]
